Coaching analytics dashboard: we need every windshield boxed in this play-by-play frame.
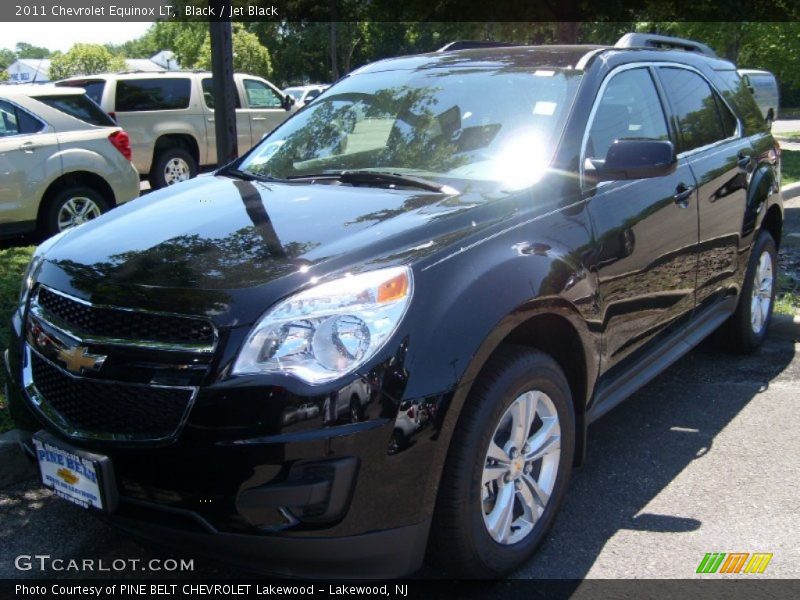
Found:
[285,89,304,101]
[240,67,581,191]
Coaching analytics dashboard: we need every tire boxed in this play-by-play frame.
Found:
[430,346,575,577]
[42,185,110,237]
[148,146,197,189]
[722,230,778,353]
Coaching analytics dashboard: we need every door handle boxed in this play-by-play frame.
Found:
[252,117,266,122]
[674,183,695,207]
[207,117,215,122]
[737,150,752,169]
[19,141,37,153]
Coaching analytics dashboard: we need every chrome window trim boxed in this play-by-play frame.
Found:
[33,285,219,354]
[579,61,744,189]
[22,344,198,443]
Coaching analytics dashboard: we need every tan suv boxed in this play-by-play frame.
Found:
[0,85,139,237]
[57,72,297,189]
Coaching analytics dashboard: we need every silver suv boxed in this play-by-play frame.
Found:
[57,72,297,189]
[0,84,139,237]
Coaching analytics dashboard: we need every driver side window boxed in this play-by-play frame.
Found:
[585,68,669,169]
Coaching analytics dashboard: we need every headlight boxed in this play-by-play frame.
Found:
[19,254,45,308]
[233,266,413,384]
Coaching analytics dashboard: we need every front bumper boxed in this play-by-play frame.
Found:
[4,309,442,578]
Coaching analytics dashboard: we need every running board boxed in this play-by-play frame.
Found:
[587,298,736,424]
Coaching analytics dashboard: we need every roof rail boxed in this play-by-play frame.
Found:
[437,40,519,52]
[615,33,717,58]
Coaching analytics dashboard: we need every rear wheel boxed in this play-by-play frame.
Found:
[149,147,197,189]
[722,230,777,353]
[430,347,575,577]
[43,186,109,236]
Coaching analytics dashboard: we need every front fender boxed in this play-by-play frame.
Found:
[399,202,599,515]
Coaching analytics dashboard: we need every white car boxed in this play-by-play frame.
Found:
[0,85,139,237]
[283,84,329,108]
[58,72,297,189]
[738,69,779,127]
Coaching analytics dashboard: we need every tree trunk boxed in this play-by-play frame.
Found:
[555,22,580,44]
[330,1,339,81]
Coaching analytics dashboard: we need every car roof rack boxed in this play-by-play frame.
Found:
[615,33,717,58]
[437,40,520,52]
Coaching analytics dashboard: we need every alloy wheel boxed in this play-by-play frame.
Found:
[481,390,561,545]
[57,197,103,231]
[164,157,191,185]
[750,250,774,334]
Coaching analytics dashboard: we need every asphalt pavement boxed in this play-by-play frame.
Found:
[1,199,798,581]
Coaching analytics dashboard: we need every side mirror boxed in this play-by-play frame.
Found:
[282,95,295,111]
[598,139,677,181]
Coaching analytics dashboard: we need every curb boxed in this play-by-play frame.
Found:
[0,429,37,489]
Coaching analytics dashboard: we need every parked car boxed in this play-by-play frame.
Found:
[283,84,329,107]
[7,34,782,578]
[56,72,297,189]
[738,69,779,127]
[0,85,138,238]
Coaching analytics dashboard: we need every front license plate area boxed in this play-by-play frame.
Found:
[33,431,118,512]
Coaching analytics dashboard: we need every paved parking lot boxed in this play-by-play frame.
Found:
[1,198,798,581]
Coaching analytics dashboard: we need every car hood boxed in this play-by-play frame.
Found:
[37,174,521,325]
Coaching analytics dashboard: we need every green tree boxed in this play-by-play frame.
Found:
[15,42,51,59]
[0,70,8,82]
[48,44,126,80]
[0,48,16,70]
[194,24,272,78]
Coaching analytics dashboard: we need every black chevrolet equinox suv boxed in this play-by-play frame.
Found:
[5,34,783,578]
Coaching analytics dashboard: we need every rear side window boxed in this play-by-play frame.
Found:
[35,95,116,127]
[586,67,669,163]
[201,78,241,109]
[243,79,283,108]
[0,99,45,136]
[57,80,106,105]
[715,70,765,135]
[115,78,191,112]
[658,68,730,153]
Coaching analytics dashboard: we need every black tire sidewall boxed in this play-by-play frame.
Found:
[43,186,109,236]
[150,147,197,189]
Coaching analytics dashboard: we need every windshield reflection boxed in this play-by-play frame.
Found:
[240,67,581,191]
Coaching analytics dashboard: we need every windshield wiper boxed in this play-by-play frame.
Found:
[288,170,457,194]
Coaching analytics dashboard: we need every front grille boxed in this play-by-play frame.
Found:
[36,286,215,348]
[31,353,194,441]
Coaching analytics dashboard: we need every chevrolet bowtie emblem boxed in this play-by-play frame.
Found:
[56,345,106,375]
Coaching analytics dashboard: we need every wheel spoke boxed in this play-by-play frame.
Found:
[521,473,550,512]
[486,438,510,465]
[525,421,561,463]
[485,481,515,544]
[516,477,540,521]
[510,391,537,451]
[482,462,508,486]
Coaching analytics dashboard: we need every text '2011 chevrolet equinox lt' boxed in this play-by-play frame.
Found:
[5,34,783,578]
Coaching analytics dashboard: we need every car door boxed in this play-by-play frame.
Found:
[240,77,290,141]
[583,65,699,373]
[0,99,55,229]
[656,66,753,314]
[200,77,252,162]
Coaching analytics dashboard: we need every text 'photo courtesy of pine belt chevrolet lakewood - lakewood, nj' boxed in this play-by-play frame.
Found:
[4,32,783,578]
